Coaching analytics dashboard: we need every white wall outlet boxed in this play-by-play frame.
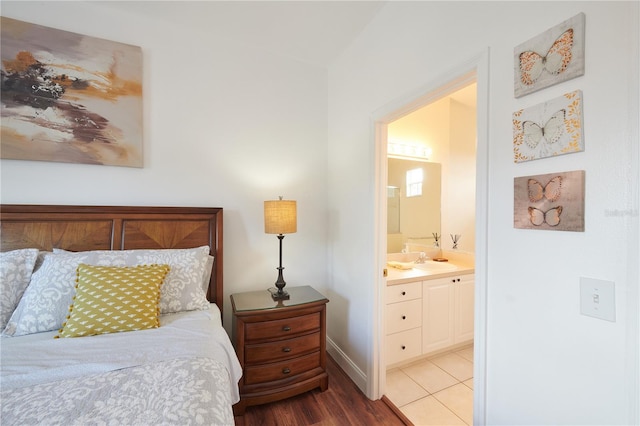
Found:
[580,277,616,322]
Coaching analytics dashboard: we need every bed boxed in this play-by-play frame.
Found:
[0,205,242,425]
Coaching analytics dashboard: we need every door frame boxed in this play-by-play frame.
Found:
[371,49,490,424]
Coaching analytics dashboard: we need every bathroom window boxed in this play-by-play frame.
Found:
[406,168,423,197]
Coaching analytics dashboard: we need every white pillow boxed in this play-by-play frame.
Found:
[3,251,90,336]
[202,255,215,295]
[127,247,211,313]
[4,246,211,337]
[52,246,211,314]
[0,249,39,330]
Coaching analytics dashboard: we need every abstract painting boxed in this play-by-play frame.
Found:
[1,17,143,167]
[514,13,585,98]
[514,170,585,232]
[513,90,584,163]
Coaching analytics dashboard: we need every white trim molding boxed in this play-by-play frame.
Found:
[370,48,490,425]
[326,336,368,392]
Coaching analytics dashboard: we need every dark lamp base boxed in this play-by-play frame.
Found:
[269,287,290,300]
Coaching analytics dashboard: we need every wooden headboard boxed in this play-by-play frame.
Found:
[0,205,224,314]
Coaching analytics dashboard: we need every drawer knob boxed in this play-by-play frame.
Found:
[282,326,291,332]
[401,345,406,350]
[282,347,291,353]
[282,368,291,374]
[401,291,406,296]
[402,315,406,320]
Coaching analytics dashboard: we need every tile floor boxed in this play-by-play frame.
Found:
[386,344,474,425]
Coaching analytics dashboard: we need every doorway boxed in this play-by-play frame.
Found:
[385,83,476,425]
[372,51,489,425]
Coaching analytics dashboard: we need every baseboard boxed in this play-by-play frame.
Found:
[326,336,368,394]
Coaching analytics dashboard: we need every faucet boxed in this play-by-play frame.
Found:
[414,252,428,263]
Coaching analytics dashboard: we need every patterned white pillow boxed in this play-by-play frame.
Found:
[202,255,215,295]
[52,247,211,314]
[3,251,92,336]
[121,247,211,314]
[0,249,39,330]
[4,246,211,337]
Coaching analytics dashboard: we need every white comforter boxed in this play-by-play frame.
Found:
[0,304,242,426]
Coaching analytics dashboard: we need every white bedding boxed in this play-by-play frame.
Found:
[0,304,242,425]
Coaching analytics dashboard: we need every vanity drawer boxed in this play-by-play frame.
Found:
[245,312,320,342]
[386,298,422,334]
[386,281,422,304]
[245,332,320,364]
[387,327,422,366]
[244,351,321,385]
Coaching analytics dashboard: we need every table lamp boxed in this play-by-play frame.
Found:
[264,197,297,300]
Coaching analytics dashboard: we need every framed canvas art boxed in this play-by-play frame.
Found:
[1,17,143,167]
[514,170,585,232]
[513,90,584,163]
[514,13,585,98]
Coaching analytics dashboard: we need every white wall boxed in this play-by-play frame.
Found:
[328,2,638,425]
[446,99,476,253]
[0,1,330,329]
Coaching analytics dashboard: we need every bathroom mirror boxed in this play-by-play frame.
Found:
[387,158,441,253]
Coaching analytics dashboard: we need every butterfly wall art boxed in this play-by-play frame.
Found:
[514,13,585,98]
[514,170,585,232]
[513,90,584,163]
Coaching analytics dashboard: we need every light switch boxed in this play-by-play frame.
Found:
[580,277,616,322]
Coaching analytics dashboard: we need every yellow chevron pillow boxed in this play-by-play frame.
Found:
[56,263,170,338]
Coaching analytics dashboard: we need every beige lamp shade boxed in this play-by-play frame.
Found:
[264,199,297,234]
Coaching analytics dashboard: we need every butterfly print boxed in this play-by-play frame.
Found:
[528,206,563,227]
[519,28,574,86]
[528,176,562,203]
[522,109,566,149]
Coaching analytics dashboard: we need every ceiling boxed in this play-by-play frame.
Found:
[97,1,387,68]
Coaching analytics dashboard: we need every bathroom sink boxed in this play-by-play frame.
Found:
[387,252,422,263]
[411,260,458,272]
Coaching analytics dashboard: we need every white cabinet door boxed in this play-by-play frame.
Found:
[386,274,474,365]
[454,274,474,343]
[422,278,455,354]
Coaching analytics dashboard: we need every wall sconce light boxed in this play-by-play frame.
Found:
[388,140,432,161]
[264,196,297,300]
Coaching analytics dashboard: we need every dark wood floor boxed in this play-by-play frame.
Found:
[234,354,410,426]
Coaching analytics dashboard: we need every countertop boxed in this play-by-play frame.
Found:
[386,260,475,285]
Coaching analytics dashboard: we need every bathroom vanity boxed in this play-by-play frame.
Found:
[385,257,474,367]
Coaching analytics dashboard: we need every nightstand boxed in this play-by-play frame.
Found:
[231,285,329,415]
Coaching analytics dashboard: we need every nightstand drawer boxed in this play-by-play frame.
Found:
[244,351,320,385]
[245,312,320,341]
[246,332,320,364]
